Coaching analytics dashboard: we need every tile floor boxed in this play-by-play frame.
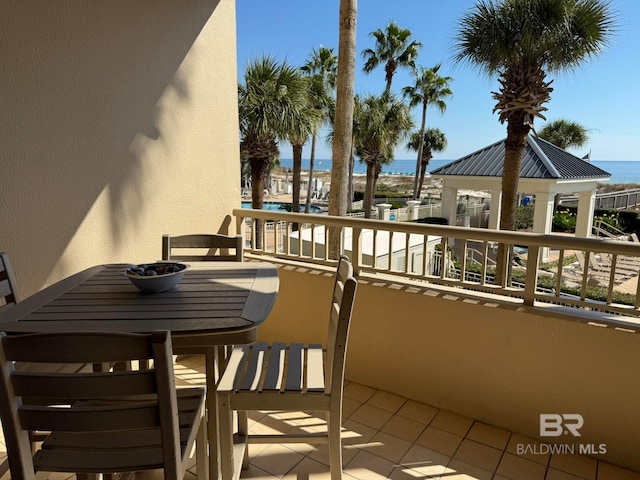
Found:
[1,355,639,480]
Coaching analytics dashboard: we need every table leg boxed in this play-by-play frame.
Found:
[205,347,219,480]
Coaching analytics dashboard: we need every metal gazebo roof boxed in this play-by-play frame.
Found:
[431,135,610,180]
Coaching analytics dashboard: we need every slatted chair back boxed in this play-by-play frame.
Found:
[325,255,355,397]
[216,256,357,480]
[162,234,243,262]
[0,330,206,480]
[0,252,19,308]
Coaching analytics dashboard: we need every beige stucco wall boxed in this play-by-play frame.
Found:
[1,0,240,298]
[262,265,640,471]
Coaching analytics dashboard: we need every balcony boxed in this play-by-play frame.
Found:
[1,212,638,479]
[171,355,636,480]
[231,209,640,476]
[5,355,630,479]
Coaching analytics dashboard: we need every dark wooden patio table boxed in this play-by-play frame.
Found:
[0,261,279,480]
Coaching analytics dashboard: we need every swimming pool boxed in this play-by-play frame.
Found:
[241,201,323,213]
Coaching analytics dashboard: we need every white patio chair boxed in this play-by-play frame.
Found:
[216,256,358,480]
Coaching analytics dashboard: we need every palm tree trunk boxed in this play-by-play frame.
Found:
[385,77,393,93]
[372,162,381,200]
[250,157,270,250]
[305,134,317,213]
[413,103,427,199]
[364,162,376,219]
[417,156,430,196]
[347,141,355,212]
[495,114,529,285]
[328,0,357,259]
[292,144,303,213]
[292,144,303,232]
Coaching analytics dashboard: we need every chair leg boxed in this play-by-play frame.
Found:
[196,414,208,480]
[238,411,249,469]
[217,345,230,375]
[205,348,219,480]
[217,394,235,480]
[327,411,343,480]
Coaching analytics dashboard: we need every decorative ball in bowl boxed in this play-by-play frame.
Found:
[121,262,189,293]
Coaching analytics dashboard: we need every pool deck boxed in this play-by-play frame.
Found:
[242,193,329,212]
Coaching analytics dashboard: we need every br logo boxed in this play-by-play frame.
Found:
[540,414,584,437]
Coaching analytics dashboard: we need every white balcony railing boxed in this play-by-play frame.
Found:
[234,209,640,318]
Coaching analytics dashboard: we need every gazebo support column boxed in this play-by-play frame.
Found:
[488,190,502,230]
[533,192,555,262]
[442,187,458,227]
[575,190,596,238]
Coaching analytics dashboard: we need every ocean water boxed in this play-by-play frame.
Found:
[277,159,640,184]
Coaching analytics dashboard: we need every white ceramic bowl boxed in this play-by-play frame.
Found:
[121,262,189,293]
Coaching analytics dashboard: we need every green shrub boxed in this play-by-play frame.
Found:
[594,212,621,230]
[376,182,414,193]
[374,191,410,199]
[552,210,576,232]
[616,210,640,234]
[554,206,640,235]
[515,206,535,230]
[562,285,635,306]
[595,208,640,235]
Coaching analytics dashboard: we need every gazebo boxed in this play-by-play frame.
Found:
[431,135,611,259]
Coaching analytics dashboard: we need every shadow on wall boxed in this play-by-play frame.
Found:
[1,0,221,295]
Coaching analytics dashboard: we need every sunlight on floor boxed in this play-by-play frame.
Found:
[1,354,638,480]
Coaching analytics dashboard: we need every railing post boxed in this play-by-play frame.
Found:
[523,245,540,306]
[352,227,362,276]
[377,203,392,221]
[235,214,244,248]
[407,200,421,221]
[231,208,640,318]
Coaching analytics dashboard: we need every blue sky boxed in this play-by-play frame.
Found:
[236,0,640,162]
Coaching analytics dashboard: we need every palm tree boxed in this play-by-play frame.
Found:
[407,128,447,197]
[301,46,337,213]
[328,0,357,259]
[537,119,590,150]
[402,64,453,199]
[239,56,310,247]
[288,75,322,218]
[453,0,616,283]
[362,21,422,93]
[538,118,591,210]
[353,92,414,218]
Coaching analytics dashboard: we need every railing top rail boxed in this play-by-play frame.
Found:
[234,208,640,256]
[595,188,640,198]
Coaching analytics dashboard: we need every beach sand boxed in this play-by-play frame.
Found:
[263,168,635,205]
[265,169,486,203]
